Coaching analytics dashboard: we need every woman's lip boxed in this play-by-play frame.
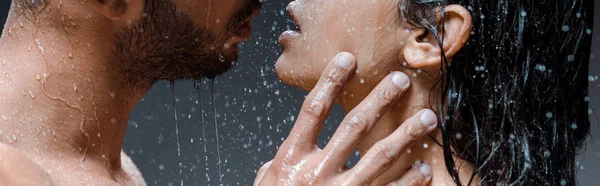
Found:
[286,2,302,32]
[279,30,301,44]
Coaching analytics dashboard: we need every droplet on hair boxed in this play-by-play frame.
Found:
[535,64,547,72]
[455,133,463,140]
[545,112,553,119]
[520,10,527,17]
[571,123,578,129]
[543,150,551,158]
[567,55,575,62]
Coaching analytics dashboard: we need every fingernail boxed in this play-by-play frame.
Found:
[420,110,437,128]
[420,163,432,180]
[335,52,354,69]
[391,72,410,88]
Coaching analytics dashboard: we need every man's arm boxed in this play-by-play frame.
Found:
[0,143,53,186]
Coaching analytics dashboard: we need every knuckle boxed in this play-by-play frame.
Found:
[371,143,395,168]
[404,123,424,140]
[325,67,348,85]
[298,171,320,185]
[376,88,397,103]
[302,99,326,118]
[344,114,369,136]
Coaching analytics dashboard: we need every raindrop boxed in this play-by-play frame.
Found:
[170,81,184,186]
[209,80,223,182]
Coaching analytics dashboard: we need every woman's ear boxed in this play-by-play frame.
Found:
[89,0,144,21]
[402,5,472,68]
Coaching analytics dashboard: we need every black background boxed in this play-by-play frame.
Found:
[1,1,599,185]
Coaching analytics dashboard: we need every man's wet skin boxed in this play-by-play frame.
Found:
[0,0,261,185]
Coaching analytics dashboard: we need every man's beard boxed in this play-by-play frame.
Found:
[114,0,242,87]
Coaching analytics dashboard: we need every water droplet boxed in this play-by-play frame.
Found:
[543,150,551,158]
[28,90,36,99]
[455,133,463,140]
[567,55,575,62]
[560,179,567,186]
[546,112,553,119]
[535,64,547,72]
[219,53,225,62]
[520,10,527,17]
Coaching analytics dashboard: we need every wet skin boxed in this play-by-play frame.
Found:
[274,0,476,185]
[0,0,260,185]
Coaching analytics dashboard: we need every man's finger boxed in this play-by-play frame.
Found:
[386,163,433,186]
[322,72,411,168]
[282,52,356,151]
[345,109,438,184]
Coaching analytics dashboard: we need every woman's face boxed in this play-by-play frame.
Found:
[276,0,411,93]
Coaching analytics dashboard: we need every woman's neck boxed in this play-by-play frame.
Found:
[337,81,476,185]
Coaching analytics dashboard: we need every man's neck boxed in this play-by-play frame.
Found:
[0,12,146,172]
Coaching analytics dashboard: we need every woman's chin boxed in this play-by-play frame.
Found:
[275,54,317,92]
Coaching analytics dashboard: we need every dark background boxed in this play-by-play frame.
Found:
[1,1,599,185]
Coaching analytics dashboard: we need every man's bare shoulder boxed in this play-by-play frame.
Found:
[0,143,54,186]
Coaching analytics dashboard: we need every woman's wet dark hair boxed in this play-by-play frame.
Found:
[399,0,594,185]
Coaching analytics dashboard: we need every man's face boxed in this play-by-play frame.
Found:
[116,0,262,85]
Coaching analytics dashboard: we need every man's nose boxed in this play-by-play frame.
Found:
[249,0,263,18]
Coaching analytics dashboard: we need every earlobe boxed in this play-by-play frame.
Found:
[401,4,472,68]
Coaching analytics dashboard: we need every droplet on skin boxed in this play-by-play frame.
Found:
[28,90,36,99]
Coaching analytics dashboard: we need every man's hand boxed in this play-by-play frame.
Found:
[254,52,437,185]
